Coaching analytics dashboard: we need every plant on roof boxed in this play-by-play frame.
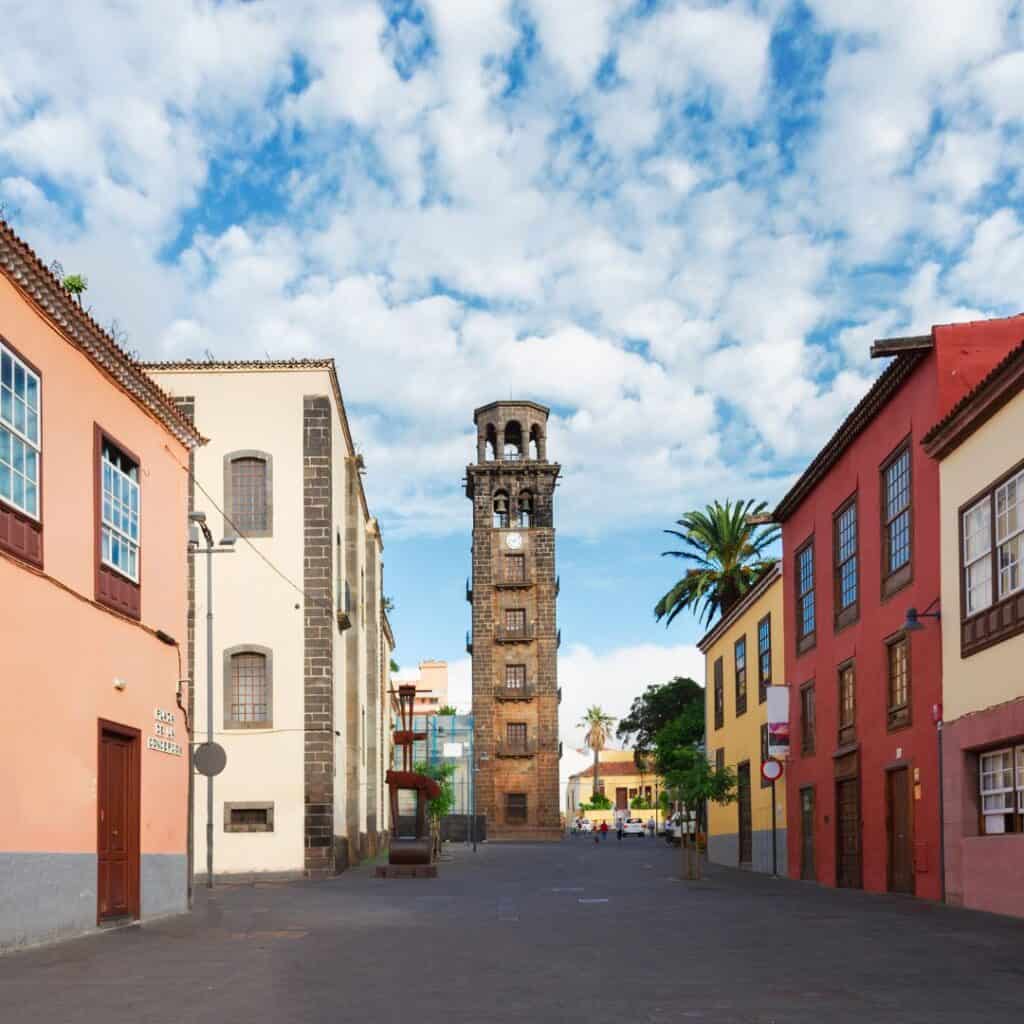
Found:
[62,274,88,304]
[654,499,779,628]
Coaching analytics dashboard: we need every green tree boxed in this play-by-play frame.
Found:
[437,704,457,716]
[654,499,779,627]
[578,705,616,801]
[415,761,456,860]
[665,752,736,880]
[617,676,704,765]
[389,658,400,674]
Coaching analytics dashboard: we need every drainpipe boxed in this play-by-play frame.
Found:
[937,715,946,903]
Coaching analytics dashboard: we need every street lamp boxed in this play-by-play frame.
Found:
[188,511,235,889]
[902,600,940,632]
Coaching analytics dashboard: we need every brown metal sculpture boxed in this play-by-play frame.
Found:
[376,684,441,878]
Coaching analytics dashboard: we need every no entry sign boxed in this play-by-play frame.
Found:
[761,758,784,783]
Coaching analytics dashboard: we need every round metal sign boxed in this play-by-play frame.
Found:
[194,741,227,777]
[761,757,784,783]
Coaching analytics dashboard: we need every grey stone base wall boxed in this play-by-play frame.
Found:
[708,829,788,876]
[1,852,187,952]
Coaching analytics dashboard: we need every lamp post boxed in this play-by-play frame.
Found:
[189,511,235,889]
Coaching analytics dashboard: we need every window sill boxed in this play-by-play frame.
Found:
[881,563,913,602]
[886,711,912,733]
[224,721,274,731]
[797,632,816,655]
[834,606,859,634]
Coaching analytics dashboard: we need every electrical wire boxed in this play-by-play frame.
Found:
[163,442,335,614]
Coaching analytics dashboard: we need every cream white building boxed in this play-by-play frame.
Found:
[145,359,394,880]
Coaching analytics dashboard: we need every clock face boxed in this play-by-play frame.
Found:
[505,532,523,550]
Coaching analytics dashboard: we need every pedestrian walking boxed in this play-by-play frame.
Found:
[600,821,608,841]
[616,819,623,841]
[647,816,656,838]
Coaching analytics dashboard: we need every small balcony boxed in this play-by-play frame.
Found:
[557,629,562,649]
[495,738,538,758]
[495,625,534,644]
[555,575,560,596]
[557,686,562,705]
[466,630,473,655]
[465,578,473,603]
[495,681,536,701]
[495,571,533,590]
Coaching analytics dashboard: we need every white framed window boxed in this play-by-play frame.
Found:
[962,495,993,614]
[101,441,140,581]
[980,748,1015,814]
[995,470,1024,599]
[0,341,41,519]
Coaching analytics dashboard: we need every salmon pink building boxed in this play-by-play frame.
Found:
[773,316,1022,900]
[0,221,203,949]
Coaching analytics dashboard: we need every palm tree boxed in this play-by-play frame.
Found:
[655,499,779,627]
[578,706,616,802]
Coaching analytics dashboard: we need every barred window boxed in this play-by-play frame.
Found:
[227,650,271,727]
[506,722,527,747]
[505,554,526,581]
[505,608,526,633]
[231,458,268,532]
[505,664,526,689]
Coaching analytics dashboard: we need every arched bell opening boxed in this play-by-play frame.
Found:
[493,489,510,529]
[503,420,523,461]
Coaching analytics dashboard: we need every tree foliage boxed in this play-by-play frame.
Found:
[578,705,616,795]
[63,273,88,303]
[414,761,456,820]
[655,499,779,627]
[616,676,704,766]
[437,705,458,717]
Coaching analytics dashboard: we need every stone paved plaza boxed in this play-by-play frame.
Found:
[2,839,1022,1024]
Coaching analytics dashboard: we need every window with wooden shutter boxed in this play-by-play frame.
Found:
[713,658,724,730]
[734,636,747,716]
[886,635,910,730]
[757,614,771,703]
[800,683,815,755]
[796,540,816,652]
[838,661,856,746]
[881,442,912,596]
[833,496,858,629]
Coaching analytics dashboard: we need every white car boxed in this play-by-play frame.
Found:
[578,819,594,833]
[664,811,698,844]
[622,818,646,837]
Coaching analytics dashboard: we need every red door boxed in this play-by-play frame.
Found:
[98,722,140,922]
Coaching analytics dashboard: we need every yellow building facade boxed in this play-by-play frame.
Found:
[699,566,787,873]
[566,750,666,830]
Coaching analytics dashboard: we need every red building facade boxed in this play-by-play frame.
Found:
[774,317,1023,899]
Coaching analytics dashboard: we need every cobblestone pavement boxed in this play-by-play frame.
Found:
[2,838,1022,1024]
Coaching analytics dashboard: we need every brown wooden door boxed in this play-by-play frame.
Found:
[615,787,628,811]
[836,779,861,889]
[98,723,140,922]
[887,768,914,894]
[800,787,815,881]
[737,762,752,865]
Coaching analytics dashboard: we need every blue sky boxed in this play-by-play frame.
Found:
[3,1,1024,768]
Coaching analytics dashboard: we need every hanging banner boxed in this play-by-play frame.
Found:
[766,685,790,759]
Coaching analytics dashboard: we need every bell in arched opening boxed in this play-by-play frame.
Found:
[493,490,510,528]
[518,491,533,528]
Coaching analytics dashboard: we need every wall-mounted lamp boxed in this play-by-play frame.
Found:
[113,677,127,692]
[903,602,940,632]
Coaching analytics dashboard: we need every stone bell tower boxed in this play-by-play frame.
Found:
[465,401,561,841]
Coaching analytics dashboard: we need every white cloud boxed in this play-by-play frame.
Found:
[3,0,1024,547]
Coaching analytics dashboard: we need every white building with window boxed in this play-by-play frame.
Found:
[145,360,393,879]
[924,340,1024,918]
